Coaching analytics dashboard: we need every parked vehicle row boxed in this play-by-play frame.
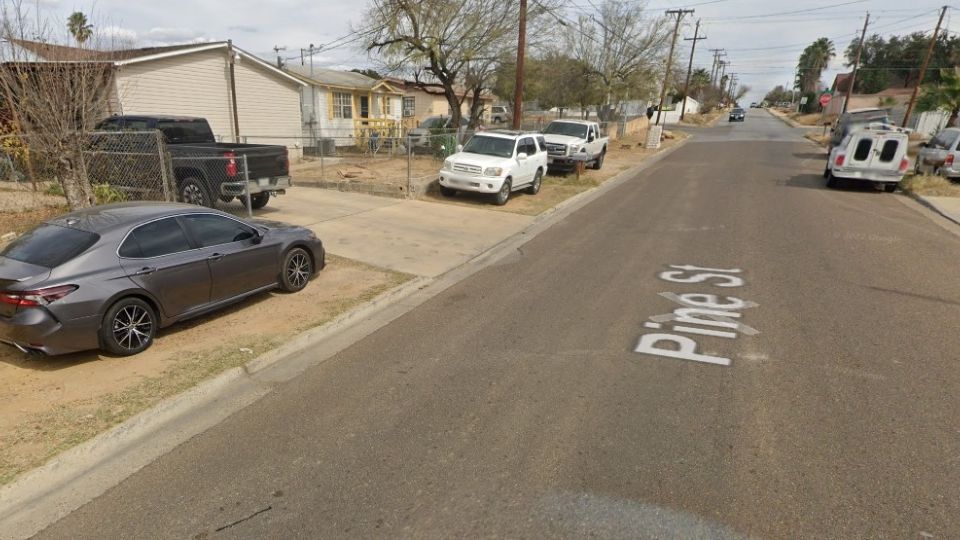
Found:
[436,119,610,205]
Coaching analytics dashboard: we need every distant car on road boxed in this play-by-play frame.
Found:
[750,102,758,108]
[824,125,909,192]
[828,108,890,149]
[438,130,547,205]
[914,127,960,180]
[0,203,324,356]
[729,107,746,122]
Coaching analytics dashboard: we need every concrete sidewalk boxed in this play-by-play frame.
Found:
[244,188,533,277]
[916,195,960,226]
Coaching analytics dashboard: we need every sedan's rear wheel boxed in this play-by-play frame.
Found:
[100,298,157,356]
[280,247,312,293]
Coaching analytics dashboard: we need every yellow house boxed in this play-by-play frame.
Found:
[386,79,496,130]
[287,67,403,150]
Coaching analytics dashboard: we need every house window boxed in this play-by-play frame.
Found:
[384,97,392,116]
[333,92,352,119]
[403,96,415,117]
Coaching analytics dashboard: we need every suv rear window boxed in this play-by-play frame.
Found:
[1,224,99,268]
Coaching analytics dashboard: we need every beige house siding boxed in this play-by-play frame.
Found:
[233,58,303,160]
[115,49,234,142]
[299,85,402,148]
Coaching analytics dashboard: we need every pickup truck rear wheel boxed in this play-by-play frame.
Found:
[179,177,212,207]
[591,150,605,170]
[239,192,270,209]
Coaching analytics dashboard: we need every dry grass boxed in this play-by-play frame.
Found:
[804,132,831,147]
[0,255,411,486]
[681,110,723,126]
[791,113,834,127]
[0,204,67,236]
[900,174,960,197]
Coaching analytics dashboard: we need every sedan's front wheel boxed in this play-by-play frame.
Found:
[280,247,313,293]
[100,298,157,356]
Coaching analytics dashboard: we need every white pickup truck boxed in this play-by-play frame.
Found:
[542,119,609,171]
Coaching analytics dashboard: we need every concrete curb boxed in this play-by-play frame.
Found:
[768,109,806,129]
[905,192,960,227]
[0,136,690,540]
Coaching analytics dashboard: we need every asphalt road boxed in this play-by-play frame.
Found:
[37,110,960,539]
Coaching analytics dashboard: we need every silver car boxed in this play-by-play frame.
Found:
[915,127,960,179]
[0,202,324,356]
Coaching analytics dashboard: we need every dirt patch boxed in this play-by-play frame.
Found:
[291,155,440,187]
[791,112,834,127]
[804,132,831,147]
[900,174,960,197]
[423,132,688,216]
[681,110,723,126]
[0,255,410,485]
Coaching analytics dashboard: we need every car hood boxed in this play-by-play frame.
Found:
[448,152,514,168]
[543,134,586,145]
[251,218,305,232]
[0,256,51,290]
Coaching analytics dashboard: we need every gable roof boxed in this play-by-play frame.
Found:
[284,66,401,94]
[8,38,305,87]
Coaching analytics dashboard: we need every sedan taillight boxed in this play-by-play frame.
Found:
[0,285,78,307]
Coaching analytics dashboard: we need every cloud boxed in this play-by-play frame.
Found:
[98,25,138,43]
[227,25,258,33]
[144,27,208,44]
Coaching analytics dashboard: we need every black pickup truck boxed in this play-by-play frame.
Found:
[95,115,291,209]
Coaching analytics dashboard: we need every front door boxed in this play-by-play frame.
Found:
[178,214,278,303]
[360,96,370,119]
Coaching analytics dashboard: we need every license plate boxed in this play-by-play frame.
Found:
[258,178,269,187]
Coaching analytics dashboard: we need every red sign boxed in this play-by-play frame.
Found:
[819,93,832,106]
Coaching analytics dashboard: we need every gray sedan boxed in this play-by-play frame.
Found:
[0,202,325,356]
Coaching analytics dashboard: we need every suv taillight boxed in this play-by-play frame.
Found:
[946,154,954,167]
[224,151,238,177]
[900,158,910,172]
[835,154,845,167]
[0,285,78,307]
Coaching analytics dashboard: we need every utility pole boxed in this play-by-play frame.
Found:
[655,9,695,125]
[903,5,948,128]
[708,49,722,84]
[512,0,527,130]
[680,20,706,120]
[273,45,286,69]
[843,13,870,114]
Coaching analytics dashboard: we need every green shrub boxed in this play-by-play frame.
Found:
[44,183,65,197]
[93,183,127,205]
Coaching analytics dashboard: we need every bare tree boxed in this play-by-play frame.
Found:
[363,0,518,129]
[0,1,116,208]
[566,0,669,120]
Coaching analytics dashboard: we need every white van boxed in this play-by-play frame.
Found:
[824,124,910,192]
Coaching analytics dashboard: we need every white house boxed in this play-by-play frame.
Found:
[286,67,403,152]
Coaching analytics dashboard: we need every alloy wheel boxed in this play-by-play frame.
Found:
[286,252,310,289]
[182,184,205,206]
[112,305,153,352]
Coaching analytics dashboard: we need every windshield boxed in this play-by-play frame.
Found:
[733,108,745,113]
[462,135,515,158]
[1,224,99,268]
[544,122,589,138]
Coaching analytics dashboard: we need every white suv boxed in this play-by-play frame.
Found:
[438,131,548,205]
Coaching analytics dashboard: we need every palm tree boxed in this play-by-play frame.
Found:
[797,38,835,93]
[67,12,93,45]
[918,68,960,126]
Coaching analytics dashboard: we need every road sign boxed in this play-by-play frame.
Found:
[800,96,808,105]
[819,92,832,107]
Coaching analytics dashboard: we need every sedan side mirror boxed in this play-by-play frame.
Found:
[251,228,264,245]
[517,152,528,161]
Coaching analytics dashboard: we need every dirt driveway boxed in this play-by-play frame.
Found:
[0,256,409,485]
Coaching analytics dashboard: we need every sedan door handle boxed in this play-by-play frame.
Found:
[134,267,156,276]
[207,253,224,261]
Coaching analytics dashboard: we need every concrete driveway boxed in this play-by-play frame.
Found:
[243,188,533,277]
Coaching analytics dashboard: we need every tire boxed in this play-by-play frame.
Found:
[494,178,512,206]
[100,297,157,356]
[280,247,313,293]
[526,169,543,195]
[179,177,213,207]
[219,195,234,203]
[591,149,606,170]
[440,186,457,197]
[826,173,839,189]
[823,165,830,179]
[884,183,897,193]
[239,192,270,210]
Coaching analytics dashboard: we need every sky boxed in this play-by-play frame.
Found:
[27,0,960,105]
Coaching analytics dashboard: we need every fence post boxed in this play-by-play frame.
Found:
[155,130,174,202]
[242,154,253,217]
[319,138,325,180]
[406,133,412,198]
